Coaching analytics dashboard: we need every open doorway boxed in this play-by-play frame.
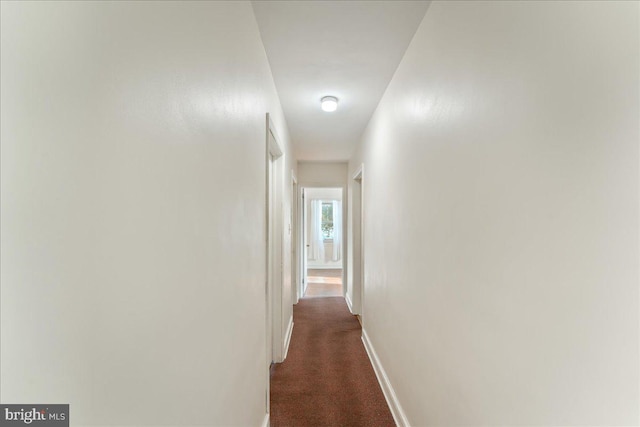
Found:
[302,187,344,298]
[265,113,285,416]
[350,166,364,317]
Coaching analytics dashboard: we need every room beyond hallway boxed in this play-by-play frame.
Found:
[305,269,342,297]
[270,297,394,427]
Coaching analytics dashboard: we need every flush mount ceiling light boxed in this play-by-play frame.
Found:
[321,96,338,112]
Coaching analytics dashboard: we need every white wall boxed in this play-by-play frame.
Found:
[298,161,348,187]
[0,2,294,426]
[305,187,343,203]
[351,1,639,425]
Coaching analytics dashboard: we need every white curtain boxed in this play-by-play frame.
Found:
[309,199,325,261]
[332,200,342,261]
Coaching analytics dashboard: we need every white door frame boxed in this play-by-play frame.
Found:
[300,186,346,296]
[352,166,364,318]
[265,113,284,414]
[291,172,299,304]
[300,188,308,298]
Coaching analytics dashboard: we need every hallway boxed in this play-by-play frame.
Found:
[270,297,394,427]
[1,1,638,426]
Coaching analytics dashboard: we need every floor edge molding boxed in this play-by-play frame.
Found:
[361,328,410,427]
[283,315,294,360]
[345,293,355,314]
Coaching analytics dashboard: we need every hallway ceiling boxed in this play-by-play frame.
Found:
[252,1,430,161]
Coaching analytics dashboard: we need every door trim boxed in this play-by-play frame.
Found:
[265,113,285,416]
[352,165,364,317]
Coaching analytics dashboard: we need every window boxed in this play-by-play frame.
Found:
[321,202,333,240]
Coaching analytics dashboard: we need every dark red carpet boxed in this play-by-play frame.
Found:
[270,297,395,427]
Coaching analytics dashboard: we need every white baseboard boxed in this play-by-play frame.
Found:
[283,315,294,360]
[261,413,269,427]
[361,329,410,427]
[345,293,355,314]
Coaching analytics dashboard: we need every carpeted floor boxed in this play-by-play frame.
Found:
[270,297,395,427]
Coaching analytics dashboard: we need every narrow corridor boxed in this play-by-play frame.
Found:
[270,297,394,426]
[2,2,637,426]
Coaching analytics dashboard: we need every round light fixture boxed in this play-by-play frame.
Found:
[321,96,338,112]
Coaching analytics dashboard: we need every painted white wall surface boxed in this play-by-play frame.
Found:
[305,188,342,269]
[351,1,639,425]
[305,187,343,202]
[298,161,348,188]
[0,2,293,426]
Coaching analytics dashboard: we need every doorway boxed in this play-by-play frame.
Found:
[351,166,364,316]
[301,187,344,298]
[265,113,284,414]
[291,173,299,304]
